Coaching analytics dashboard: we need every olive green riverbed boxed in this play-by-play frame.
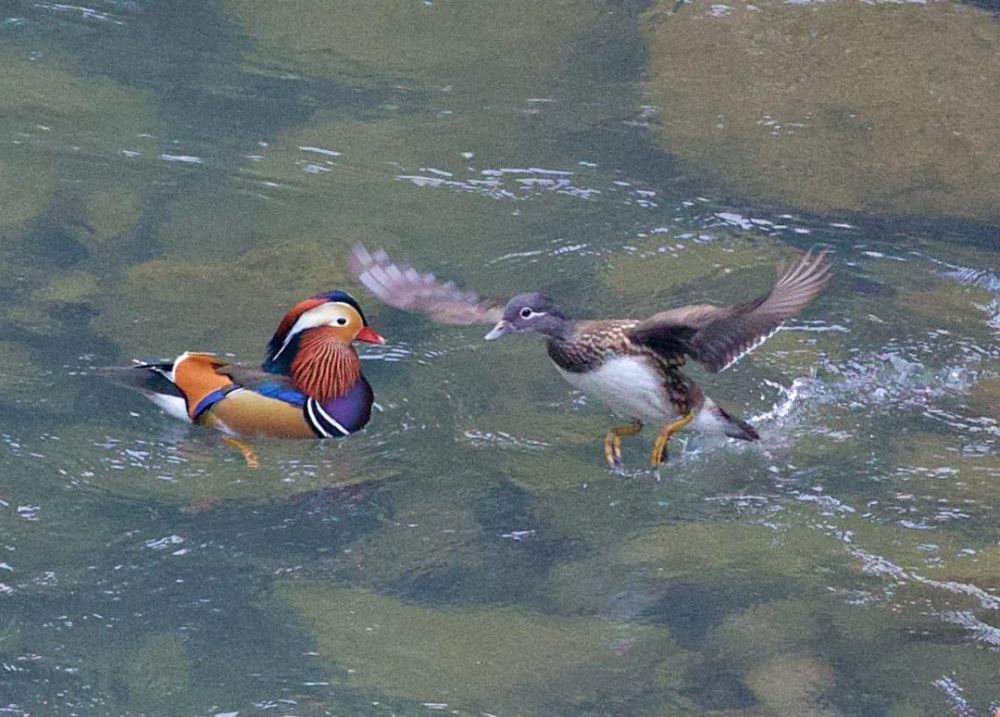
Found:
[1,1,999,715]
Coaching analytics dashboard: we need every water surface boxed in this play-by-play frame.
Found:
[1,2,999,715]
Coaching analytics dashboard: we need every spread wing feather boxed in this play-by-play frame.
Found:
[628,249,832,372]
[347,244,503,325]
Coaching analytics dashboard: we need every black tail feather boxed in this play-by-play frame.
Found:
[95,363,182,397]
[714,404,760,441]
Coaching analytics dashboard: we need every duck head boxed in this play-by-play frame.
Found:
[263,290,384,376]
[485,292,571,341]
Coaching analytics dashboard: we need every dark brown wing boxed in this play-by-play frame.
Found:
[347,244,504,325]
[218,362,279,386]
[628,249,832,372]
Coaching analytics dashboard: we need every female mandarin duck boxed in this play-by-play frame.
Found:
[112,291,385,452]
[348,245,831,471]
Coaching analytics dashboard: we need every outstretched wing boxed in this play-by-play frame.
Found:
[347,244,503,325]
[628,249,832,372]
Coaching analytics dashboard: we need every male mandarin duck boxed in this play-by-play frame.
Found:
[110,290,385,452]
[348,244,831,470]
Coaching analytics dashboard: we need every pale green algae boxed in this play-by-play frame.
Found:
[543,521,854,714]
[223,0,602,93]
[744,655,840,717]
[163,116,532,263]
[967,376,1000,416]
[640,0,1000,221]
[865,250,998,332]
[708,599,906,715]
[616,522,848,582]
[68,630,211,714]
[874,644,1000,716]
[0,50,154,346]
[30,271,101,306]
[124,633,192,710]
[548,521,851,617]
[0,49,157,233]
[92,241,352,358]
[5,263,103,339]
[274,581,683,713]
[886,429,1000,512]
[228,111,604,267]
[0,341,52,403]
[600,237,791,303]
[0,154,54,233]
[81,187,144,245]
[705,595,991,715]
[0,51,157,140]
[217,0,635,273]
[543,506,1000,714]
[895,281,997,329]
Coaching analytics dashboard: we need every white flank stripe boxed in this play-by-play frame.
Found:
[312,400,350,436]
[306,400,333,437]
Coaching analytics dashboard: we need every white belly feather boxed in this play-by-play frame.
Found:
[144,392,191,423]
[556,356,681,424]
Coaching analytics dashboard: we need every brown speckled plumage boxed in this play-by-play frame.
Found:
[546,321,702,417]
[348,244,833,468]
[545,321,641,372]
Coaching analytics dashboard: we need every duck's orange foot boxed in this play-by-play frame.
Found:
[222,436,259,468]
[651,412,693,468]
[603,421,643,470]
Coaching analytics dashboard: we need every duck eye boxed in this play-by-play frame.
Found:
[336,317,348,326]
[520,307,533,319]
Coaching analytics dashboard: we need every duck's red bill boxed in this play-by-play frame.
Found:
[356,326,386,344]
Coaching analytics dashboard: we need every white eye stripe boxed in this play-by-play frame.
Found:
[273,302,357,360]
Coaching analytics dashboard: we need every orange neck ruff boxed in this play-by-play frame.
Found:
[290,327,362,402]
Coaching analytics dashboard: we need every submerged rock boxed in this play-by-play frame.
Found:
[967,376,1000,416]
[31,272,100,306]
[221,114,551,265]
[275,581,666,711]
[224,0,602,93]
[0,341,52,407]
[92,241,350,358]
[600,237,788,304]
[744,654,839,717]
[641,0,1000,221]
[619,522,843,581]
[0,152,54,234]
[1,271,102,342]
[125,633,192,709]
[0,50,157,233]
[82,187,144,245]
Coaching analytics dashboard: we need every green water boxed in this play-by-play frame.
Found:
[2,1,999,715]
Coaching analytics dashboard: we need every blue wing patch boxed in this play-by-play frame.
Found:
[251,381,307,406]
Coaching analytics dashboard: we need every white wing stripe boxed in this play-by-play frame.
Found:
[719,325,782,372]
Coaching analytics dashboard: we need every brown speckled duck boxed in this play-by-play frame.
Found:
[349,245,831,470]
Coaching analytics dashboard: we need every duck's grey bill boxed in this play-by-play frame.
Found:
[484,321,509,341]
